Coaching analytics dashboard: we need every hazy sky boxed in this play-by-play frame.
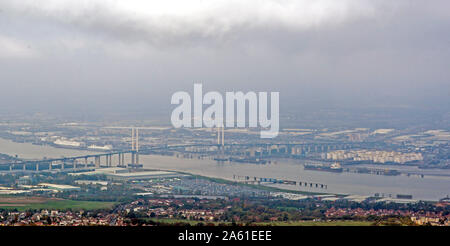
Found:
[0,0,449,120]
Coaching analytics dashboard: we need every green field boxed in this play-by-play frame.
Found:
[0,198,116,211]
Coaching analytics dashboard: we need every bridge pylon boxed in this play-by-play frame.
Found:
[129,127,142,168]
[216,126,225,148]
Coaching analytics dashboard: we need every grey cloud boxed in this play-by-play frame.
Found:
[0,0,448,124]
[0,0,382,47]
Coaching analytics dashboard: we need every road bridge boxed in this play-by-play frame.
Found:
[0,126,375,172]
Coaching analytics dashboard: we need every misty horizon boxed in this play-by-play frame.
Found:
[0,0,449,127]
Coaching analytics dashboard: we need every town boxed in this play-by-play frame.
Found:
[0,169,449,226]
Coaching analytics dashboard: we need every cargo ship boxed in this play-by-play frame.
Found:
[304,162,343,173]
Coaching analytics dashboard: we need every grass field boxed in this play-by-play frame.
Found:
[0,196,116,211]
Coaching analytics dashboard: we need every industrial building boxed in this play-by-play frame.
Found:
[70,167,187,181]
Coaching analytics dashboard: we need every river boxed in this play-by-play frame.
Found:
[0,138,449,201]
[139,155,450,201]
[0,138,99,159]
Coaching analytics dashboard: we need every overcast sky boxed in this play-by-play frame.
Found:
[0,0,449,120]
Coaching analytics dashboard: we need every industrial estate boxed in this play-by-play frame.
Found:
[0,119,449,226]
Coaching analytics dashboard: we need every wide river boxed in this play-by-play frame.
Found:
[0,138,449,201]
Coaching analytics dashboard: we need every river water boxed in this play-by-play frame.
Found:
[140,155,450,201]
[0,138,449,201]
[0,138,99,159]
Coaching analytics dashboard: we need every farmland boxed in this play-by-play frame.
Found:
[0,196,116,211]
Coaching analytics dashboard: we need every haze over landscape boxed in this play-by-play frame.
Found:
[0,1,450,229]
[0,0,448,127]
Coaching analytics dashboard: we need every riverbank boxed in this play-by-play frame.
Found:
[0,136,448,201]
